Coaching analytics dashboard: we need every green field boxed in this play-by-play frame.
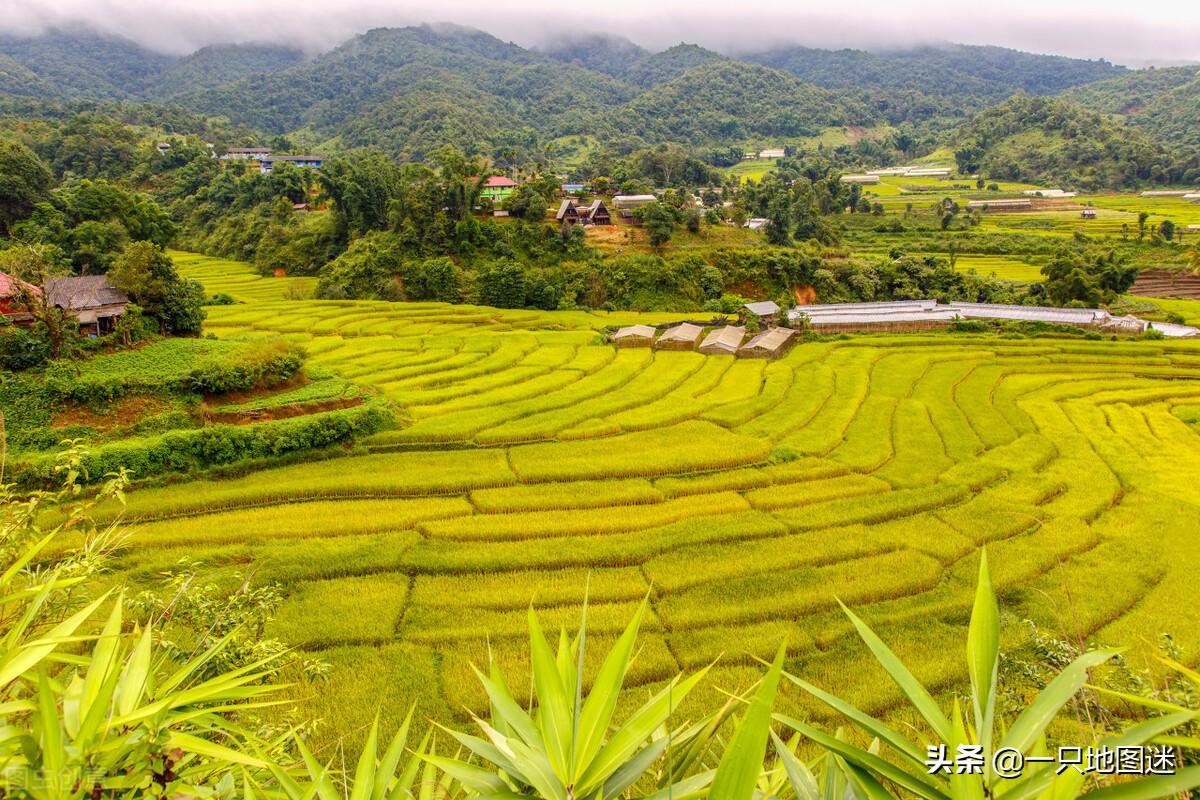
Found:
[83,252,1200,753]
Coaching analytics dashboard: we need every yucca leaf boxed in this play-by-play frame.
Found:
[574,600,645,778]
[528,607,572,781]
[599,736,669,799]
[639,770,714,800]
[115,624,154,717]
[967,550,999,753]
[770,730,820,800]
[843,758,903,800]
[784,673,925,767]
[348,715,380,800]
[1083,766,1200,800]
[472,664,540,750]
[1000,649,1117,755]
[419,754,511,794]
[374,705,414,800]
[0,590,110,687]
[575,666,708,794]
[710,642,786,800]
[839,600,953,743]
[778,715,951,800]
[167,731,269,768]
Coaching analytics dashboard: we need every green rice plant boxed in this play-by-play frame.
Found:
[743,474,891,511]
[701,361,794,428]
[507,421,772,482]
[873,399,954,487]
[405,371,587,423]
[777,552,1200,800]
[268,573,410,646]
[740,363,837,443]
[470,478,663,513]
[421,491,749,541]
[656,549,944,630]
[591,357,732,435]
[654,467,773,498]
[772,483,970,531]
[934,492,1040,545]
[492,352,707,442]
[410,566,648,611]
[777,348,875,456]
[404,510,787,574]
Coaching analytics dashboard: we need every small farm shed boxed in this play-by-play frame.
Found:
[741,300,781,325]
[613,324,656,347]
[745,218,769,230]
[1081,209,1097,219]
[612,195,657,210]
[966,199,1032,211]
[758,149,786,159]
[47,275,129,335]
[738,327,796,359]
[699,326,745,356]
[654,323,704,351]
[840,175,881,185]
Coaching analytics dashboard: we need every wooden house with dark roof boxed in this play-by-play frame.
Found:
[46,275,129,335]
[555,199,611,226]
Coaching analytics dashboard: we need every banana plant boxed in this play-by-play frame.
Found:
[2,597,283,798]
[424,600,714,800]
[775,550,1200,800]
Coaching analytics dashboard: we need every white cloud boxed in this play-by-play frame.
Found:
[1,0,1198,65]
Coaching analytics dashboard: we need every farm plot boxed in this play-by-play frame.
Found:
[86,252,1200,753]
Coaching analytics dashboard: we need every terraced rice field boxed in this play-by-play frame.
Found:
[93,252,1200,751]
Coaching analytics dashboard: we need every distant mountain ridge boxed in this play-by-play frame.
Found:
[0,23,1174,163]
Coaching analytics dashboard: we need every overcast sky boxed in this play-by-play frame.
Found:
[2,0,1199,66]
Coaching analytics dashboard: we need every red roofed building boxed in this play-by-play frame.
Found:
[479,175,519,203]
[0,272,40,323]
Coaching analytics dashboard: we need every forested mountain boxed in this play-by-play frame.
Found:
[0,22,1195,176]
[950,96,1197,189]
[536,34,649,77]
[1061,66,1200,149]
[146,44,308,100]
[745,43,1125,103]
[0,29,173,100]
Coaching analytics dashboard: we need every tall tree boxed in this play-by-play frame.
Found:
[0,140,53,234]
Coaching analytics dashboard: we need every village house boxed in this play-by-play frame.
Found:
[0,272,39,323]
[258,155,324,174]
[47,275,129,336]
[555,199,611,225]
[220,147,272,160]
[479,176,520,203]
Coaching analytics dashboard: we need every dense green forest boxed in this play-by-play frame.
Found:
[0,24,1162,163]
[950,96,1200,189]
[1062,65,1200,149]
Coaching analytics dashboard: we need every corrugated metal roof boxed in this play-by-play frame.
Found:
[46,275,128,311]
[614,324,656,339]
[741,327,795,352]
[658,323,704,343]
[743,301,780,316]
[700,326,745,354]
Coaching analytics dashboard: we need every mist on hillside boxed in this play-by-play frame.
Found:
[1,0,1199,65]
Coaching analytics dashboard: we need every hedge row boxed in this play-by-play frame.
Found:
[11,400,395,488]
[44,340,305,406]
